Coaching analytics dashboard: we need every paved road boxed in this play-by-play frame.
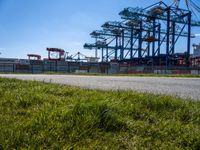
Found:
[0,74,200,100]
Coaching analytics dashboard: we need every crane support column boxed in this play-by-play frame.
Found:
[152,19,156,57]
[102,48,104,62]
[187,12,191,66]
[158,23,161,55]
[106,46,109,62]
[130,27,134,59]
[166,7,171,66]
[138,21,142,58]
[171,21,176,55]
[115,36,118,60]
[120,30,125,60]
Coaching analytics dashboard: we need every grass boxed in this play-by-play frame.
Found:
[45,72,200,78]
[0,78,200,149]
[1,71,200,78]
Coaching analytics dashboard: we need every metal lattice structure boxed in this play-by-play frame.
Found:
[46,48,65,61]
[84,1,200,66]
[65,52,88,62]
[27,54,41,60]
[172,0,200,16]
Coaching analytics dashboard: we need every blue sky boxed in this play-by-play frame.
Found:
[0,0,199,59]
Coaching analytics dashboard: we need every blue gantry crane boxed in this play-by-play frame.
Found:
[84,1,200,67]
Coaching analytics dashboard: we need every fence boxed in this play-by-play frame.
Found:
[0,61,106,74]
[0,60,200,75]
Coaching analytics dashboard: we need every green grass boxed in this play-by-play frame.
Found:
[45,72,200,78]
[0,78,200,149]
[1,71,200,78]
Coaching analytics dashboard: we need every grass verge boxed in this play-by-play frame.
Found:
[1,72,200,78]
[0,78,200,149]
[45,72,200,78]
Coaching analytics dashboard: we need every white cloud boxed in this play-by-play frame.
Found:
[195,34,200,37]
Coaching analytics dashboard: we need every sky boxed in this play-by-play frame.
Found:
[0,0,199,59]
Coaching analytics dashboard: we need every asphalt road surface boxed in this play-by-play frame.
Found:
[0,74,200,100]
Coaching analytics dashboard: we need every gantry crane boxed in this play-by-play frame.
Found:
[84,1,200,66]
